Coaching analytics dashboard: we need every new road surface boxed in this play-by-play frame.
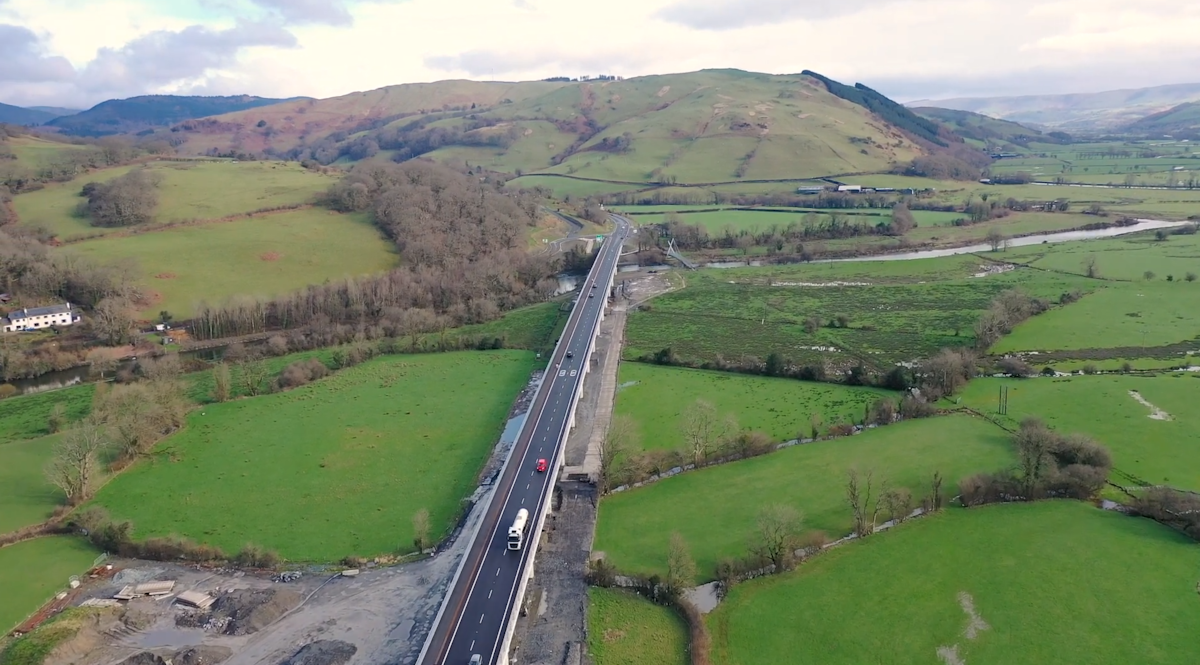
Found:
[420,216,631,665]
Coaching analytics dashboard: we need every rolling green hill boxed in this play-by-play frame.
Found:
[913,107,1055,152]
[185,69,950,186]
[47,94,305,136]
[1122,101,1200,137]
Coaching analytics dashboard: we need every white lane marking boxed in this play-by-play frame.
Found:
[526,483,530,489]
[496,567,501,576]
[471,640,475,650]
[488,590,492,599]
[479,614,485,624]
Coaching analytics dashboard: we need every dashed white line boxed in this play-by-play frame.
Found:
[479,614,485,624]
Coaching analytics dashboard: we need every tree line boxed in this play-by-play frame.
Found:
[191,161,557,340]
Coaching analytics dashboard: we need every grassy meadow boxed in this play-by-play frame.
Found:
[13,160,339,240]
[91,351,538,561]
[6,136,92,168]
[0,435,63,533]
[594,415,1015,577]
[614,363,890,451]
[588,588,688,665]
[0,537,99,634]
[61,208,397,319]
[624,258,1092,369]
[957,374,1200,491]
[992,282,1200,353]
[708,501,1200,665]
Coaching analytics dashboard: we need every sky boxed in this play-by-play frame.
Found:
[2,0,1200,109]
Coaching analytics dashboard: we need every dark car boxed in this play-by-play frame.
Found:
[566,351,573,358]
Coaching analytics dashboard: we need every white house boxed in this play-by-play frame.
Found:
[836,185,863,193]
[2,304,80,333]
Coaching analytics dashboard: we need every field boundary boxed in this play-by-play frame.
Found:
[54,203,318,245]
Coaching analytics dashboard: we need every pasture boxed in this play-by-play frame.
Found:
[91,351,538,561]
[6,135,92,168]
[614,363,890,451]
[0,385,95,443]
[594,414,1015,577]
[708,501,1200,665]
[1001,228,1200,282]
[14,160,339,240]
[991,282,1200,353]
[0,537,98,634]
[957,374,1200,491]
[587,588,688,665]
[0,435,63,532]
[623,260,1091,369]
[61,208,397,319]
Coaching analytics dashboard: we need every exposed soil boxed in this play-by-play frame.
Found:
[279,640,357,665]
[259,252,283,262]
[154,273,178,280]
[1129,390,1171,420]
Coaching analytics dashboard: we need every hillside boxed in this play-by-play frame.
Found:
[913,107,1057,152]
[909,82,1200,131]
[47,94,306,136]
[175,70,952,185]
[170,80,570,155]
[1122,101,1200,137]
[0,102,59,126]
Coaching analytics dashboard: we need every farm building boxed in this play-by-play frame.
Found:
[2,303,80,333]
[836,185,863,193]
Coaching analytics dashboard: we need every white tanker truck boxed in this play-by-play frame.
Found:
[507,508,530,550]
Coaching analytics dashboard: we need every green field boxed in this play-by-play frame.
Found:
[62,208,397,318]
[91,351,537,561]
[0,435,63,533]
[620,207,967,235]
[14,160,340,240]
[594,415,1015,577]
[992,282,1200,353]
[0,386,95,443]
[614,363,890,450]
[0,537,99,633]
[957,375,1200,491]
[1002,228,1200,282]
[588,588,688,665]
[6,136,92,168]
[624,258,1091,369]
[440,301,568,354]
[708,501,1200,665]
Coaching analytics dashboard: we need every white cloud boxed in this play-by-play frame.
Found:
[2,0,1200,107]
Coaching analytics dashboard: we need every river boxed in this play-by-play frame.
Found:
[706,218,1189,268]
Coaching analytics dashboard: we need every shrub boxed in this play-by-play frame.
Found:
[796,530,829,556]
[235,543,282,569]
[998,357,1034,377]
[275,358,330,390]
[868,398,897,426]
[0,383,18,399]
[899,395,937,419]
[1131,487,1200,540]
[1081,363,1099,375]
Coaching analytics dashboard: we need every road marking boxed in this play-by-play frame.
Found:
[526,483,530,489]
[480,615,485,624]
[497,567,501,576]
[488,590,492,599]
[471,640,475,650]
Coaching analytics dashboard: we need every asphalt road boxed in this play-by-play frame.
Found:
[422,216,630,665]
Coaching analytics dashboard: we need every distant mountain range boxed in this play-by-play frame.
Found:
[907,82,1200,131]
[0,102,77,126]
[44,95,309,136]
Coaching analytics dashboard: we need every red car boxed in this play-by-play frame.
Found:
[536,458,548,473]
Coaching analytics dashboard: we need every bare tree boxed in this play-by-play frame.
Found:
[846,468,884,537]
[599,415,636,493]
[412,508,431,551]
[45,421,109,504]
[890,204,916,235]
[1082,255,1099,278]
[212,362,232,403]
[751,504,802,572]
[883,487,913,525]
[1015,418,1055,496]
[238,358,270,397]
[665,531,697,599]
[681,399,722,466]
[985,227,1006,252]
[47,402,67,434]
[92,297,136,346]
